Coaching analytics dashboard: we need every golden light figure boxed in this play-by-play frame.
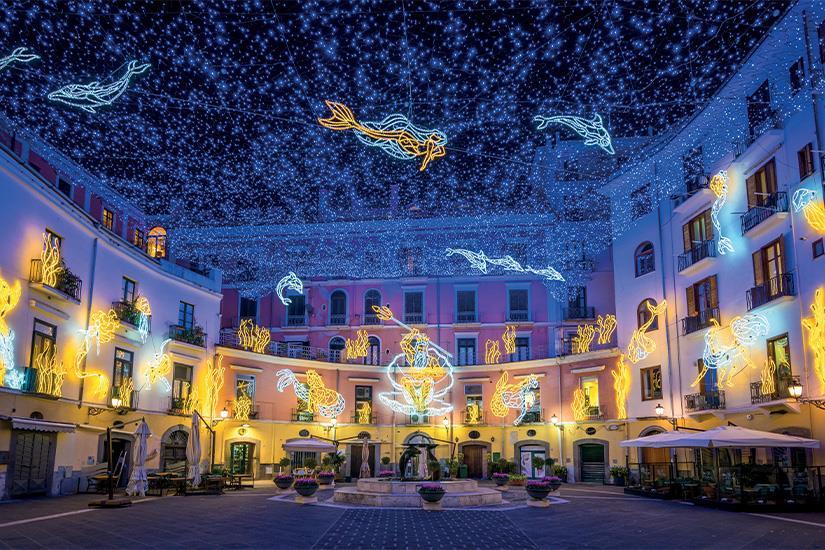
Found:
[571,387,588,421]
[484,339,502,365]
[204,354,225,420]
[372,304,394,321]
[0,273,21,336]
[502,324,517,354]
[237,319,271,354]
[233,382,252,421]
[793,189,825,233]
[490,371,539,425]
[183,383,200,416]
[611,355,631,420]
[357,401,372,424]
[596,314,617,345]
[760,358,777,395]
[572,324,596,354]
[144,338,173,391]
[116,376,135,408]
[803,288,825,391]
[345,329,370,360]
[626,300,667,363]
[277,368,345,418]
[466,402,480,424]
[0,272,22,387]
[40,232,61,287]
[74,309,120,398]
[34,341,65,398]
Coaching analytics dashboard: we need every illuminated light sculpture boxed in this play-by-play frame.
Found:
[611,355,631,420]
[466,402,481,424]
[0,272,22,388]
[345,329,370,360]
[0,47,39,72]
[233,382,253,421]
[534,113,615,155]
[74,309,120,398]
[237,319,271,354]
[792,189,825,233]
[572,324,596,354]
[595,314,617,345]
[692,314,770,389]
[277,369,345,418]
[502,325,517,354]
[485,339,502,365]
[357,401,372,424]
[709,171,734,255]
[802,288,825,391]
[144,338,172,392]
[370,305,452,357]
[116,377,135,409]
[445,248,565,282]
[275,272,303,306]
[490,372,539,426]
[48,60,150,113]
[41,232,61,287]
[626,300,667,363]
[204,354,225,420]
[571,387,587,421]
[372,305,394,322]
[182,383,200,416]
[760,358,777,396]
[134,296,152,344]
[34,341,65,398]
[318,101,447,172]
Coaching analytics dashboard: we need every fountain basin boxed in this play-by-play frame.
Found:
[333,478,502,508]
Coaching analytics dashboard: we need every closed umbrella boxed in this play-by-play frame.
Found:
[126,419,151,497]
[620,426,821,448]
[186,413,202,487]
[359,439,371,478]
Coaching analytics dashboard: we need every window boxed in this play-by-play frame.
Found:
[113,348,133,388]
[172,363,193,403]
[696,358,717,396]
[236,374,256,402]
[685,276,719,331]
[102,208,114,230]
[637,299,659,331]
[523,387,541,423]
[682,209,713,252]
[630,184,652,219]
[121,277,136,303]
[178,301,195,330]
[753,238,785,288]
[456,289,477,323]
[513,336,530,361]
[465,384,483,423]
[355,385,373,423]
[147,226,167,259]
[239,297,257,322]
[813,238,824,259]
[746,80,772,134]
[286,294,306,325]
[29,320,56,370]
[640,366,662,401]
[456,338,477,366]
[581,376,599,409]
[364,336,380,366]
[404,290,424,324]
[789,57,805,94]
[364,290,381,318]
[57,178,72,197]
[798,143,815,180]
[330,290,347,325]
[746,158,777,209]
[634,242,655,277]
[508,288,529,321]
[329,336,346,361]
[566,286,589,318]
[133,228,145,249]
[45,229,62,251]
[767,334,792,372]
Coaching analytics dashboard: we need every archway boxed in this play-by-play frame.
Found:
[160,426,189,473]
[574,438,609,483]
[514,439,550,478]
[458,441,491,478]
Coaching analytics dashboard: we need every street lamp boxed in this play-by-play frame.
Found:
[654,403,665,417]
[442,417,449,429]
[550,413,559,425]
[220,407,229,419]
[789,381,803,399]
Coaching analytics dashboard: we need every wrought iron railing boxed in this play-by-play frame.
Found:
[740,192,788,234]
[636,254,655,276]
[578,406,604,422]
[168,325,205,347]
[750,375,800,404]
[286,314,306,327]
[111,300,152,333]
[111,384,139,410]
[456,311,477,323]
[29,259,82,302]
[362,313,381,325]
[292,409,315,422]
[680,307,719,335]
[507,310,529,322]
[563,306,595,320]
[404,313,423,324]
[684,390,726,412]
[678,240,716,272]
[746,272,795,310]
[329,313,347,325]
[521,409,545,424]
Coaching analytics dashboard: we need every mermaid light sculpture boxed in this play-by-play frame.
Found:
[490,372,539,426]
[277,369,345,418]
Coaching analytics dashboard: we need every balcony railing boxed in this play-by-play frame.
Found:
[168,325,205,347]
[362,313,381,325]
[404,313,423,324]
[677,240,716,272]
[292,409,315,422]
[111,300,152,333]
[286,314,306,327]
[560,338,613,356]
[685,390,726,412]
[577,406,604,422]
[329,313,347,325]
[750,375,800,404]
[456,311,477,323]
[740,192,788,234]
[746,108,782,147]
[29,259,83,302]
[507,310,529,322]
[521,409,544,424]
[463,407,485,425]
[680,307,719,335]
[563,306,595,320]
[169,396,190,415]
[18,367,60,399]
[746,272,796,311]
[219,330,349,364]
[111,384,139,410]
[350,411,377,424]
[685,173,710,195]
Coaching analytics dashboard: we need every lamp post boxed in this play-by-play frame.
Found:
[89,416,145,508]
[655,404,678,430]
[788,381,825,410]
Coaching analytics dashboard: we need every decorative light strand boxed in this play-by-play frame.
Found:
[709,171,734,255]
[490,371,539,426]
[34,340,65,398]
[74,309,119,398]
[40,232,61,288]
[144,338,172,392]
[48,60,150,113]
[571,387,587,421]
[134,296,152,344]
[626,300,667,363]
[484,339,502,364]
[692,313,770,389]
[502,324,517,354]
[445,248,564,282]
[572,324,596,354]
[277,368,345,418]
[0,272,22,388]
[611,355,631,420]
[237,319,271,354]
[204,353,225,420]
[275,272,303,306]
[803,288,825,392]
[793,189,825,233]
[596,314,617,345]
[345,329,369,360]
[0,47,39,72]
[233,382,252,421]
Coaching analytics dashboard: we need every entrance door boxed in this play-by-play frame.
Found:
[463,445,485,478]
[349,444,376,478]
[103,438,132,488]
[230,442,254,474]
[519,446,546,478]
[10,430,56,497]
[580,443,605,483]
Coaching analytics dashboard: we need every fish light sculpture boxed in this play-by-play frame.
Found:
[490,372,539,426]
[534,113,614,155]
[445,248,564,282]
[48,60,150,113]
[275,272,303,306]
[0,47,39,72]
[793,188,825,233]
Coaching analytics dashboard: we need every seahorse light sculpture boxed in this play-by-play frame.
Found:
[709,171,734,255]
[277,369,345,418]
[204,354,225,420]
[34,341,65,398]
[490,372,539,426]
[134,296,152,344]
[485,339,502,365]
[74,309,120,398]
[275,272,303,306]
[144,338,172,392]
[345,329,370,360]
[48,60,150,113]
[0,47,39,72]
[318,101,447,171]
[233,382,252,421]
[0,272,22,388]
[760,358,777,395]
[803,288,825,391]
[534,113,614,155]
[793,189,825,233]
[41,232,61,287]
[692,314,770,389]
[502,324,517,354]
[611,355,631,420]
[445,248,564,282]
[596,314,617,345]
[237,319,271,354]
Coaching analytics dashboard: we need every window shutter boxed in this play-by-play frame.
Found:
[682,223,691,252]
[752,249,764,286]
[746,174,757,209]
[703,210,714,241]
[766,159,777,195]
[686,285,696,316]
[709,276,719,308]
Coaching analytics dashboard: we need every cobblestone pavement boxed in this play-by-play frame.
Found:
[0,483,823,549]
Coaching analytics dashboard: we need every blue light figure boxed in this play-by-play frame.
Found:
[534,113,615,155]
[48,60,150,113]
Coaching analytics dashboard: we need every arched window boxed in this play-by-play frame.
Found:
[364,290,381,324]
[634,242,655,277]
[330,290,347,325]
[147,226,167,259]
[637,299,659,331]
[364,336,381,366]
[329,336,346,362]
[161,429,188,472]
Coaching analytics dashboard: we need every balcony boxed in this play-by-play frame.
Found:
[677,240,716,273]
[680,307,719,335]
[362,313,381,325]
[560,338,612,356]
[746,272,796,311]
[456,311,477,323]
[168,325,205,347]
[29,259,82,303]
[168,396,190,415]
[521,409,544,424]
[507,310,529,322]
[746,108,782,148]
[350,411,377,424]
[112,300,151,332]
[329,313,347,326]
[751,375,801,405]
[18,367,60,399]
[685,390,726,413]
[404,414,432,425]
[740,192,789,235]
[463,407,485,425]
[291,409,315,422]
[563,306,595,320]
[286,314,306,327]
[111,383,139,410]
[404,313,423,324]
[578,406,604,422]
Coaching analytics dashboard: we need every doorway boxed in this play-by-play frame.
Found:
[349,444,376,478]
[161,429,188,472]
[230,442,254,474]
[462,444,485,478]
[580,443,605,483]
[9,430,56,497]
[102,437,132,488]
[519,445,547,478]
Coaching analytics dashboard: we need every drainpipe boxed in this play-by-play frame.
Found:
[657,173,681,422]
[77,237,99,407]
[436,277,441,349]
[802,9,825,199]
[556,358,565,470]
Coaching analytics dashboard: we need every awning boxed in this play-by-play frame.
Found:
[620,426,820,449]
[9,417,76,433]
[283,437,336,453]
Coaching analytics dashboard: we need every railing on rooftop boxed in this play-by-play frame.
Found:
[740,192,788,234]
[746,272,796,311]
[677,240,716,272]
[577,406,604,422]
[29,259,83,302]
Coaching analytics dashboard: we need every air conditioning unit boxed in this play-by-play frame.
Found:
[409,413,425,425]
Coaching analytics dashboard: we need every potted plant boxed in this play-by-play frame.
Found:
[294,478,319,497]
[428,460,441,481]
[304,457,318,472]
[610,466,629,487]
[532,457,546,476]
[493,472,509,487]
[381,456,391,467]
[541,476,562,491]
[378,470,395,478]
[274,473,294,490]
[552,463,568,482]
[525,479,552,501]
[278,457,291,473]
[418,482,445,503]
[318,471,335,485]
[509,474,527,486]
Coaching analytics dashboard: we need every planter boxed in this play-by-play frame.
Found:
[548,480,562,491]
[274,477,293,490]
[614,476,626,487]
[509,479,526,487]
[295,483,319,497]
[318,476,334,486]
[494,476,509,487]
[418,489,445,503]
[526,487,552,501]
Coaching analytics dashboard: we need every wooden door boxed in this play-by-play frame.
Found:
[463,445,484,478]
[579,444,605,483]
[350,445,376,478]
[10,431,56,497]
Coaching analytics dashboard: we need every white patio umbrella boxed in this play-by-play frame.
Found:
[620,426,820,449]
[126,419,151,497]
[186,412,202,487]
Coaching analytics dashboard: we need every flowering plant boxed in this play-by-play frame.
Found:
[294,478,319,487]
[492,473,510,479]
[275,474,294,480]
[526,480,550,489]
[378,470,395,477]
[318,471,335,478]
[541,476,562,483]
[418,483,445,493]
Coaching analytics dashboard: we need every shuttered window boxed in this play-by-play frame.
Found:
[682,210,713,252]
[686,275,718,316]
[746,158,777,209]
[752,238,784,286]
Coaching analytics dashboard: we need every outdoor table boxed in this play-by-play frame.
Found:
[154,472,176,495]
[228,473,254,490]
[170,476,188,495]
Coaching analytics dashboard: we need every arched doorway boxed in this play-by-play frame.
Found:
[639,427,670,464]
[229,442,255,474]
[458,442,490,478]
[160,428,188,473]
[515,440,550,478]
